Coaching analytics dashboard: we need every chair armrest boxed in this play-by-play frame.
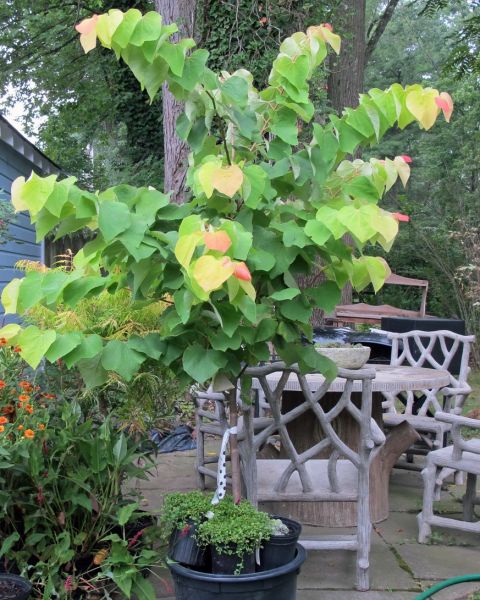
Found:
[441,385,472,397]
[435,412,480,429]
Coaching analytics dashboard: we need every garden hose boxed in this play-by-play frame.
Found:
[415,574,480,599]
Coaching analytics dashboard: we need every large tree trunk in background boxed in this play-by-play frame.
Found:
[155,0,196,204]
[327,0,366,305]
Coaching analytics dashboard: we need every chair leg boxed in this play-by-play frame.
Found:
[463,473,477,522]
[355,469,370,591]
[195,427,206,490]
[418,464,436,543]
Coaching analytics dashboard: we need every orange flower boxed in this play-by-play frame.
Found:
[18,425,23,431]
[25,405,33,415]
[42,393,56,400]
[24,429,35,439]
[0,338,7,346]
[18,395,30,402]
[0,416,8,425]
[19,381,30,389]
[13,346,21,353]
[0,380,6,389]
[0,426,4,433]
[2,405,14,414]
[38,424,45,431]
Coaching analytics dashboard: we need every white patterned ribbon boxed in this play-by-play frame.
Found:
[211,426,237,505]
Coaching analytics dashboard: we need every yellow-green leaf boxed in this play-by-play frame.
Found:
[0,323,21,341]
[174,232,202,268]
[393,156,410,187]
[405,88,440,130]
[192,256,234,292]
[15,326,57,369]
[212,165,244,197]
[197,160,220,198]
[1,278,22,314]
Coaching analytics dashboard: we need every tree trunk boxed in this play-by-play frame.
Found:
[327,0,366,114]
[155,0,196,204]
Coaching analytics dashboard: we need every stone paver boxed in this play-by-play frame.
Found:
[140,448,480,598]
[396,544,480,581]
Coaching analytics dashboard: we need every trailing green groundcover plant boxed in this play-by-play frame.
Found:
[161,491,212,536]
[0,9,453,391]
[195,497,272,573]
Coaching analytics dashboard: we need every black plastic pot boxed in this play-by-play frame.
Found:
[0,574,32,600]
[169,521,208,569]
[210,545,255,575]
[259,516,302,571]
[168,544,306,600]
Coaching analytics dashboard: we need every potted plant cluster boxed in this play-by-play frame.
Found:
[0,5,453,599]
[162,491,303,599]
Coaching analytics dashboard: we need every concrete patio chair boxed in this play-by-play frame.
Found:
[193,387,272,490]
[382,330,475,469]
[240,363,384,591]
[418,412,480,543]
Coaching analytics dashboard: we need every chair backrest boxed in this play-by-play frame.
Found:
[388,330,474,390]
[243,363,384,496]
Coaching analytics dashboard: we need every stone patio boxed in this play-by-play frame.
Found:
[132,447,480,600]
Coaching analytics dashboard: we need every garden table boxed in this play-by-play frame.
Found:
[250,364,450,526]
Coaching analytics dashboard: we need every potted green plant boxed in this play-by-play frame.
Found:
[0,5,453,599]
[162,491,211,568]
[259,517,302,572]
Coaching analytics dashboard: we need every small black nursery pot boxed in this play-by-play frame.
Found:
[169,520,209,568]
[0,574,32,600]
[259,516,302,571]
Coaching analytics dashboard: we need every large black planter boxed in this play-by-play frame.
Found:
[259,516,302,571]
[168,544,306,600]
[169,521,208,569]
[0,574,32,600]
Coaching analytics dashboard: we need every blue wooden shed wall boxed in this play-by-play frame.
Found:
[0,116,60,323]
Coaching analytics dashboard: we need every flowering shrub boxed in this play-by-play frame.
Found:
[0,344,164,599]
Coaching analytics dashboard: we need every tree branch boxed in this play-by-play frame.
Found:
[365,0,401,62]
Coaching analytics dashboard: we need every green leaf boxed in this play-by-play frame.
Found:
[113,434,128,463]
[45,332,83,361]
[132,576,156,600]
[304,281,341,312]
[78,355,109,389]
[271,107,298,145]
[63,334,104,368]
[305,220,331,245]
[0,532,20,557]
[221,76,249,109]
[128,334,165,359]
[98,201,132,242]
[344,176,380,202]
[15,326,56,369]
[182,344,228,383]
[279,297,311,323]
[1,278,22,314]
[101,340,146,380]
[174,288,194,323]
[270,288,301,301]
[63,276,106,307]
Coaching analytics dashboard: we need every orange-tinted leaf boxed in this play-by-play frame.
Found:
[233,262,252,282]
[308,24,341,54]
[75,14,99,34]
[392,212,410,222]
[192,256,234,292]
[435,92,453,123]
[399,155,412,163]
[204,231,232,253]
[321,23,333,31]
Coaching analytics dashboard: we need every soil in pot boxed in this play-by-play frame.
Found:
[0,574,32,600]
[210,545,255,575]
[259,516,302,571]
[169,521,209,569]
[168,544,306,600]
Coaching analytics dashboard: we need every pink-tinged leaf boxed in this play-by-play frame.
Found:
[75,15,99,53]
[435,92,454,123]
[400,155,412,163]
[75,14,99,34]
[204,231,232,253]
[393,156,411,187]
[392,212,410,222]
[321,23,333,31]
[233,262,252,282]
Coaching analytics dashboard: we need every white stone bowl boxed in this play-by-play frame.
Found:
[315,346,371,369]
